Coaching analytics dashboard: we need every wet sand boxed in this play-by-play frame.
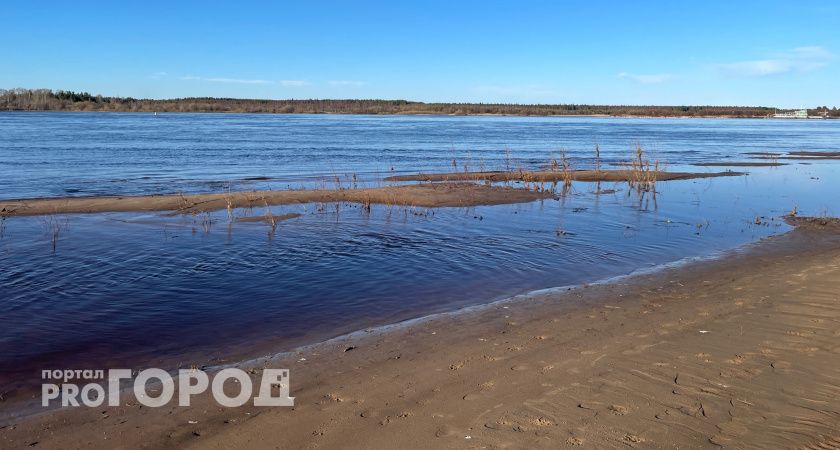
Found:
[691,162,786,167]
[384,169,745,183]
[0,183,555,217]
[0,170,743,218]
[2,219,840,449]
[789,151,840,157]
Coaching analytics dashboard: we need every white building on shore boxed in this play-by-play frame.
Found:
[773,109,808,119]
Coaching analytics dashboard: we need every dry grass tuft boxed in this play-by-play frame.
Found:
[628,144,659,193]
[559,151,573,191]
[224,187,235,221]
[503,147,514,178]
[262,197,278,233]
[594,143,602,175]
[41,215,69,253]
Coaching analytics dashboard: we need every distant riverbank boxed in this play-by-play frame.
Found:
[6,88,839,118]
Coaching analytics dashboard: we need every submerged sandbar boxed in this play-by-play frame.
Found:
[384,169,745,183]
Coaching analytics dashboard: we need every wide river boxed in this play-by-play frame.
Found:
[1,112,838,415]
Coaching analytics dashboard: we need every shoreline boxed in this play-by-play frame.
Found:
[0,227,750,425]
[3,109,829,120]
[0,214,757,424]
[3,218,840,448]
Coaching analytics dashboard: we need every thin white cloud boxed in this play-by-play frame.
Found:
[279,80,310,87]
[150,72,167,80]
[328,80,365,87]
[180,75,273,85]
[716,46,833,77]
[617,72,673,84]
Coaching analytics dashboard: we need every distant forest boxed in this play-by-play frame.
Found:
[2,88,838,118]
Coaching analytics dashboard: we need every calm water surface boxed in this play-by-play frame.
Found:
[1,112,838,414]
[2,112,840,197]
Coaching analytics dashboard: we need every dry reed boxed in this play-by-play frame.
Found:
[41,215,68,253]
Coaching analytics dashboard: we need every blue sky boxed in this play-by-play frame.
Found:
[3,1,839,107]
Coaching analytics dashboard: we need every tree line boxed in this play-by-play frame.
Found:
[2,88,837,117]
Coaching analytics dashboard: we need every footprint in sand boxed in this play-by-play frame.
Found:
[484,418,513,430]
[726,354,746,365]
[654,409,672,420]
[529,417,555,427]
[323,392,345,403]
[624,434,645,443]
[566,436,584,446]
[510,364,530,371]
[608,404,629,415]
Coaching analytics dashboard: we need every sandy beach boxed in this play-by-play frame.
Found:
[1,217,838,449]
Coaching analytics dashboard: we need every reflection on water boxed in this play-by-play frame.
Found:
[0,113,839,413]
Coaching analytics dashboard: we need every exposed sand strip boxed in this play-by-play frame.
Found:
[0,171,747,218]
[789,151,840,157]
[2,219,840,449]
[692,162,786,167]
[0,183,555,217]
[384,169,745,183]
